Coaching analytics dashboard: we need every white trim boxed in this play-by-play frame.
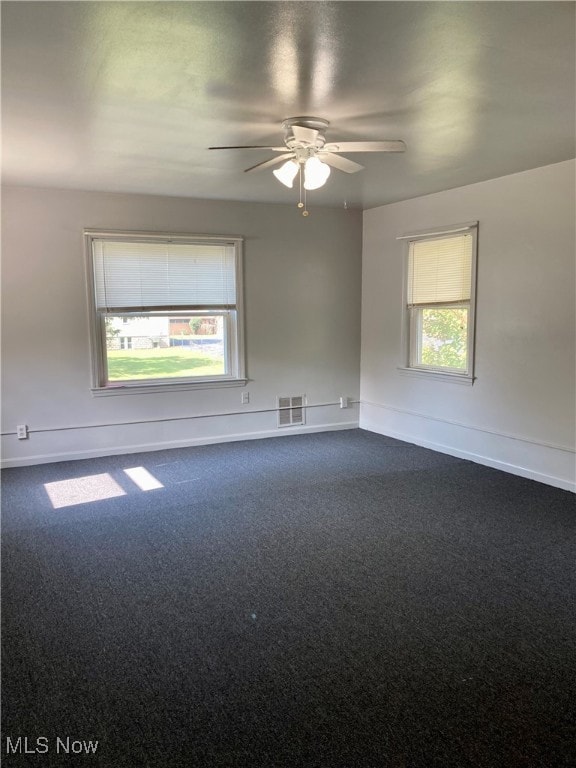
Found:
[91,378,248,396]
[396,221,478,241]
[359,400,575,492]
[400,224,478,381]
[84,229,244,243]
[84,230,246,391]
[0,422,358,468]
[397,367,474,385]
[234,237,247,381]
[368,424,575,493]
[361,399,574,453]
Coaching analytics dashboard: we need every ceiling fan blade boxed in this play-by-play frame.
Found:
[291,125,319,144]
[324,140,406,153]
[319,152,364,173]
[244,153,294,173]
[209,145,286,151]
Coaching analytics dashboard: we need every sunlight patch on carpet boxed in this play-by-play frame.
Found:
[44,474,126,509]
[123,466,164,491]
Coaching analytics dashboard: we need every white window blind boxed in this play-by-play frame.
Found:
[92,240,237,311]
[407,233,473,306]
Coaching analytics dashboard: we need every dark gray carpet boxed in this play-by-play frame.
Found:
[2,429,575,767]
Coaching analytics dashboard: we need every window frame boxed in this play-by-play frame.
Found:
[85,230,246,396]
[399,222,478,385]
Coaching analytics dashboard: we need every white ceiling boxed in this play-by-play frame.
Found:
[2,1,574,209]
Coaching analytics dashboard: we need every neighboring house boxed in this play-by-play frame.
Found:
[107,316,170,350]
[107,316,222,350]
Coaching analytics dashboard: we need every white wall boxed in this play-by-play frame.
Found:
[1,187,362,465]
[360,160,576,491]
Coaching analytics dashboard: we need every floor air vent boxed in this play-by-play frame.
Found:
[278,395,306,428]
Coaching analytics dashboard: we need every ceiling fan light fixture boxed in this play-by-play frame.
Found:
[273,159,299,188]
[303,156,331,190]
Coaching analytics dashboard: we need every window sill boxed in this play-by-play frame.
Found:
[91,378,248,397]
[397,367,475,386]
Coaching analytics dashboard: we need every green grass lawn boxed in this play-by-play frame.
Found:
[107,348,225,380]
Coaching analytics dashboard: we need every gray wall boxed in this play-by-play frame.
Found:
[1,187,362,464]
[4,162,574,488]
[360,160,576,490]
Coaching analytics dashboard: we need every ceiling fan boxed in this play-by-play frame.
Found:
[209,116,405,213]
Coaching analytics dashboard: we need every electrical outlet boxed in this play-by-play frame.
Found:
[16,424,28,439]
[340,397,350,409]
[241,391,250,405]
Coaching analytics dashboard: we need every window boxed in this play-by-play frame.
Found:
[85,231,245,394]
[401,223,477,383]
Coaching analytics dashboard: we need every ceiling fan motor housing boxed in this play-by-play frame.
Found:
[283,116,329,150]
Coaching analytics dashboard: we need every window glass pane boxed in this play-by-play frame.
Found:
[417,307,468,371]
[104,315,226,381]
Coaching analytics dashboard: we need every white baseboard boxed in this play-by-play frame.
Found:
[1,421,359,468]
[360,401,575,492]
